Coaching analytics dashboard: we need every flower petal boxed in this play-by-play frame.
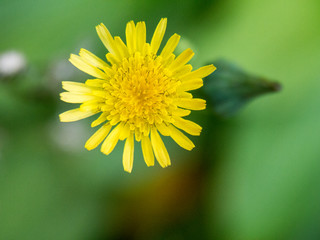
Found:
[150,127,171,168]
[178,78,203,91]
[106,53,120,65]
[172,116,202,136]
[85,123,112,150]
[62,81,92,93]
[101,123,123,155]
[126,20,136,55]
[181,64,216,81]
[150,18,167,54]
[59,108,98,122]
[135,131,142,142]
[69,54,107,79]
[160,33,180,59]
[119,123,131,140]
[114,36,129,59]
[91,112,108,127]
[123,133,134,173]
[172,64,192,77]
[60,92,98,103]
[172,108,191,117]
[96,23,121,59]
[141,135,155,167]
[80,101,102,112]
[155,122,170,136]
[85,79,106,88]
[136,21,146,52]
[168,48,194,72]
[168,124,195,150]
[178,91,193,99]
[175,98,206,110]
[79,48,110,69]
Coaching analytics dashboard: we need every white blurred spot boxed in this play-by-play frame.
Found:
[51,59,75,82]
[0,51,26,76]
[48,119,91,152]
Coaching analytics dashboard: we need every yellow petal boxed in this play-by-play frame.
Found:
[141,135,155,167]
[175,98,206,110]
[168,125,195,150]
[59,108,98,122]
[172,116,202,136]
[119,123,131,140]
[150,127,171,168]
[96,23,121,59]
[162,53,175,67]
[101,123,123,155]
[91,112,108,127]
[60,92,98,103]
[62,81,92,93]
[126,20,136,55]
[79,48,110,69]
[172,108,191,117]
[168,48,194,72]
[114,36,129,59]
[160,33,180,59]
[178,78,203,91]
[181,64,216,81]
[178,91,193,98]
[155,122,170,136]
[85,123,112,150]
[69,54,107,79]
[85,79,106,88]
[101,105,113,112]
[142,43,152,56]
[123,133,134,173]
[172,64,192,77]
[135,130,142,142]
[141,122,151,136]
[91,89,109,98]
[136,21,146,52]
[150,18,167,54]
[80,101,101,112]
[109,114,120,126]
[106,53,119,65]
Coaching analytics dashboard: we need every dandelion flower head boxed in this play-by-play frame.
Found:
[59,18,216,172]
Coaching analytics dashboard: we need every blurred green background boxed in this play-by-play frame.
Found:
[1,0,320,239]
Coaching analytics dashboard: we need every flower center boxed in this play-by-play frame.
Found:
[103,53,179,132]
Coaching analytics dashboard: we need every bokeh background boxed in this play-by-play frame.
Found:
[1,0,320,239]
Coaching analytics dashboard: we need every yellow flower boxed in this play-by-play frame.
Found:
[59,18,216,173]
